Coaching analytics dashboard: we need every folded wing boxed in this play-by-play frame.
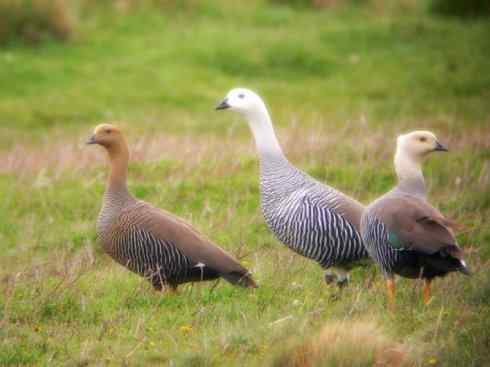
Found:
[378,195,464,259]
[121,201,257,288]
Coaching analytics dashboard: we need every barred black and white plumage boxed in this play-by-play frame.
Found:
[361,212,404,277]
[217,88,369,284]
[260,154,368,270]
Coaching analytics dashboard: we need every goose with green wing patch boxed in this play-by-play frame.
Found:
[360,131,470,308]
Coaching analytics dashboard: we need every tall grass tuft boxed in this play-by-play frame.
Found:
[0,0,75,45]
[272,319,417,367]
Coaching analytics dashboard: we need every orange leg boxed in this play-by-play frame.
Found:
[386,278,396,311]
[423,279,432,305]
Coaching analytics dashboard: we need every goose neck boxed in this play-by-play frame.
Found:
[394,149,426,197]
[106,143,130,199]
[245,107,283,158]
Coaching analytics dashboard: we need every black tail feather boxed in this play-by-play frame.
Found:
[421,252,470,278]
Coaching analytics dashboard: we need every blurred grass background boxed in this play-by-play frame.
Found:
[0,0,489,366]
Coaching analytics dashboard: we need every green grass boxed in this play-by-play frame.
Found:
[1,1,489,366]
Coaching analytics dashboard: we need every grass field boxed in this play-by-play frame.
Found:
[1,1,489,365]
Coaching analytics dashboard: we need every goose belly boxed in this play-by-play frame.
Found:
[262,197,364,268]
[106,227,207,287]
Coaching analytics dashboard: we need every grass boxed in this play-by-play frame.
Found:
[1,1,489,365]
[271,319,416,366]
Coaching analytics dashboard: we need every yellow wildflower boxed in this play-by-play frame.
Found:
[180,325,193,334]
[428,357,438,365]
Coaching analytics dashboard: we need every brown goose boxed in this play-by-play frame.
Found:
[88,123,257,291]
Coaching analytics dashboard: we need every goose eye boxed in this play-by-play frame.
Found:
[238,93,245,99]
[105,129,112,134]
[419,137,426,142]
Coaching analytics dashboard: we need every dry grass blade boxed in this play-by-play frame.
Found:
[272,319,419,367]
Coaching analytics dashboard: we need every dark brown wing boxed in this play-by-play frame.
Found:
[121,201,257,288]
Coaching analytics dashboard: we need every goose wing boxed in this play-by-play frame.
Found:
[120,201,257,287]
[376,195,463,259]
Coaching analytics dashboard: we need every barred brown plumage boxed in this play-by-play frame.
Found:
[89,123,257,292]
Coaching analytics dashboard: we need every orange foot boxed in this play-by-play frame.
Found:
[386,278,396,311]
[423,279,432,305]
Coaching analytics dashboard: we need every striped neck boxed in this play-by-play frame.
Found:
[244,104,284,160]
[394,149,426,197]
